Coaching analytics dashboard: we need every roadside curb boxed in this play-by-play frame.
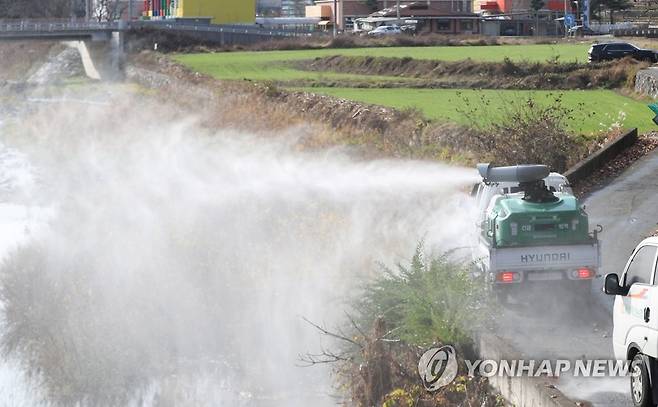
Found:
[476,333,577,407]
[564,128,638,186]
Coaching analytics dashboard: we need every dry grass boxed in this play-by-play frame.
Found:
[299,55,649,90]
[0,41,58,81]
[0,245,165,405]
[126,27,585,54]
[130,51,618,170]
[129,51,460,161]
[221,33,589,53]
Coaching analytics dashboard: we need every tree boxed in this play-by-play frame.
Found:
[92,0,126,21]
[531,0,545,12]
[605,0,632,23]
[0,0,84,18]
[364,0,379,11]
[530,0,545,35]
[588,0,631,23]
[589,0,603,21]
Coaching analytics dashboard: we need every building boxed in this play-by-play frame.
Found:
[475,0,574,35]
[306,0,461,30]
[281,0,313,17]
[476,0,567,14]
[257,0,282,16]
[143,0,256,24]
[355,2,480,34]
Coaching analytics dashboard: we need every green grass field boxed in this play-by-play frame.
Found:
[174,43,590,82]
[175,43,655,135]
[300,88,652,135]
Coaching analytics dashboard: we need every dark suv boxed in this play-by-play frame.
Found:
[588,42,658,63]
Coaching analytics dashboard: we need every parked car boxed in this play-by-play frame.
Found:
[502,27,517,36]
[400,24,417,35]
[604,237,658,407]
[588,42,658,63]
[367,25,402,36]
[567,25,602,37]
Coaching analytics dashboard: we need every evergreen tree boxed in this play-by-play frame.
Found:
[364,0,379,11]
[531,0,545,11]
[531,0,545,35]
[605,0,631,23]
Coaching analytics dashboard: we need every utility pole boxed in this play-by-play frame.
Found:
[563,0,567,37]
[333,0,337,36]
[129,0,133,20]
[396,0,400,23]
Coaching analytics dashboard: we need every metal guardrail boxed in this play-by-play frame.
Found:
[613,28,658,37]
[130,21,309,38]
[0,21,119,33]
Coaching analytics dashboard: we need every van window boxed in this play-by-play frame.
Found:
[625,245,658,286]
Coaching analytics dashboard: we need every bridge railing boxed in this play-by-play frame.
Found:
[0,19,318,42]
[0,21,118,33]
[130,21,311,38]
[0,19,308,37]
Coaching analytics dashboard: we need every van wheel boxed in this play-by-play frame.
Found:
[631,354,654,407]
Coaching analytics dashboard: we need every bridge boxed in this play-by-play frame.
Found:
[0,19,308,43]
[0,20,122,41]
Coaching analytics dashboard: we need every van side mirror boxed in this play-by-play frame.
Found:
[604,273,628,296]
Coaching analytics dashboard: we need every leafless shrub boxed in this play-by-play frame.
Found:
[92,0,126,22]
[0,0,83,18]
[0,245,168,405]
[437,93,587,172]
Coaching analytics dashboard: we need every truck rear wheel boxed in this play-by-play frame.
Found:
[631,353,655,407]
[494,287,510,306]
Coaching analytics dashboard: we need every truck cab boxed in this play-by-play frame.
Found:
[605,237,658,407]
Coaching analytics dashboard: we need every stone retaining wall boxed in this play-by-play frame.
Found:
[635,67,658,99]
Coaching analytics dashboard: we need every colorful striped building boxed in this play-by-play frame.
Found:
[143,0,255,24]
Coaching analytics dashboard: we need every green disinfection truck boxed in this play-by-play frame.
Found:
[472,163,601,303]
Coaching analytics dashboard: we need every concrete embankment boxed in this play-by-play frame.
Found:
[477,333,576,407]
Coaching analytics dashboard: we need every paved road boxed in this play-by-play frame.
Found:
[495,149,658,407]
[586,149,658,286]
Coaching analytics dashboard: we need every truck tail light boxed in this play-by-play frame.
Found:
[572,268,594,279]
[496,271,521,283]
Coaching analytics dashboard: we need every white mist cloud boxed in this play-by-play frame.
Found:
[0,90,478,406]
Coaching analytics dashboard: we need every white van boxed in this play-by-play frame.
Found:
[605,237,658,407]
